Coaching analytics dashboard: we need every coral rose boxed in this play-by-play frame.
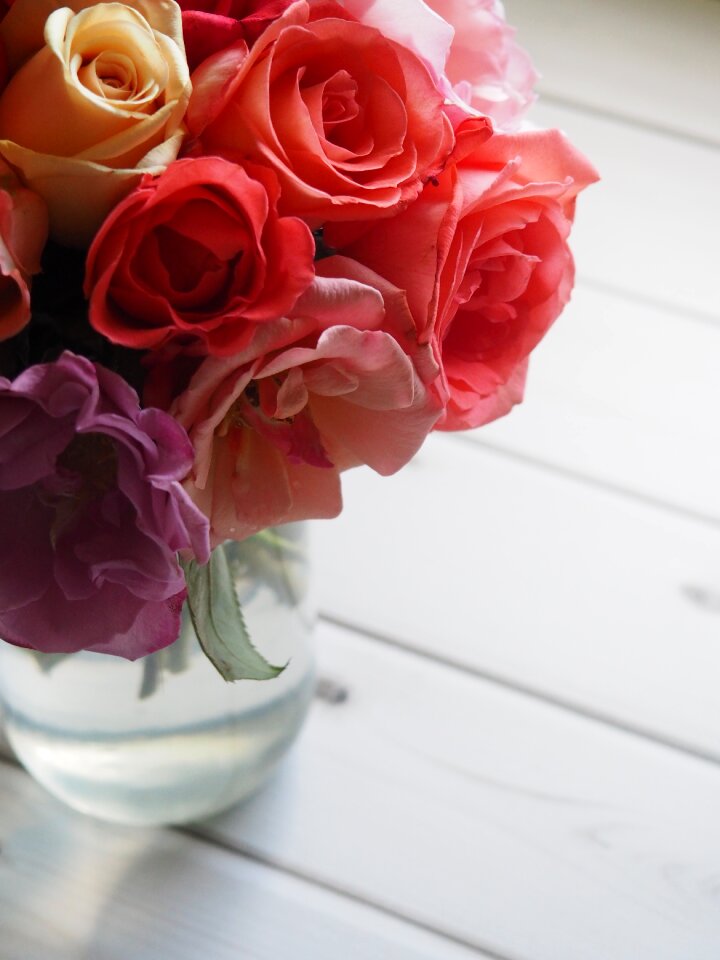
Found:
[0,158,48,341]
[86,156,315,355]
[160,257,443,544]
[187,0,453,223]
[328,125,599,430]
[0,0,190,246]
[0,352,210,658]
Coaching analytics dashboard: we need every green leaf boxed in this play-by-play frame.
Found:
[181,550,285,682]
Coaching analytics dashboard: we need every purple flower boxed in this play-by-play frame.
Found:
[0,352,210,659]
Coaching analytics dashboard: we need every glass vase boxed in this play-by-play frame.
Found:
[0,524,315,826]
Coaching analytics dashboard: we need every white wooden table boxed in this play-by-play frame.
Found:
[3,2,720,956]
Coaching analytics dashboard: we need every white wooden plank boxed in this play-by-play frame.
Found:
[205,621,720,960]
[312,434,720,758]
[0,761,480,960]
[506,0,720,144]
[530,101,720,320]
[476,282,720,521]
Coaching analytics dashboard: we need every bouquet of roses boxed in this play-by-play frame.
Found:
[0,0,596,677]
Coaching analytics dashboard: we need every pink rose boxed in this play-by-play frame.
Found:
[0,158,48,342]
[427,0,537,128]
[341,0,536,129]
[85,156,315,355]
[158,257,442,544]
[186,1,453,223]
[328,123,599,430]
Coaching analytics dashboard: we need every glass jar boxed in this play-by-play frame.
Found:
[0,524,315,826]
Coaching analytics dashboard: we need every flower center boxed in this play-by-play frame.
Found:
[56,432,118,496]
[68,10,170,113]
[37,433,120,549]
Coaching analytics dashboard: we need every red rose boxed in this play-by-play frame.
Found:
[328,124,598,429]
[85,156,315,355]
[187,1,454,224]
[178,0,295,70]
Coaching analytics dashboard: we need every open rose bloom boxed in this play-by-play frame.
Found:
[0,0,597,663]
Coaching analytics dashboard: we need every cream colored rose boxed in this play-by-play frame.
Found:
[0,1,190,246]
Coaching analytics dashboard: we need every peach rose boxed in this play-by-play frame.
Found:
[0,1,190,246]
[161,257,443,543]
[187,0,453,223]
[328,124,599,430]
[0,158,48,341]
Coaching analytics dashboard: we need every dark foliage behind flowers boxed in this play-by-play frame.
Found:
[0,0,597,665]
[0,241,145,391]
